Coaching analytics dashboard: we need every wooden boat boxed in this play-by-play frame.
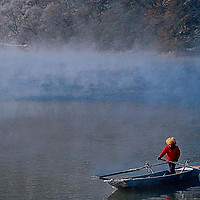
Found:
[104,167,200,189]
[93,160,200,189]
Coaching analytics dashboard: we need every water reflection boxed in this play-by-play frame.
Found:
[108,178,200,200]
[0,101,200,199]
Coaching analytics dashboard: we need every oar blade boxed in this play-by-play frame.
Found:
[91,175,100,180]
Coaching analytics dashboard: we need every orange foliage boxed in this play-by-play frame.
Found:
[147,9,154,17]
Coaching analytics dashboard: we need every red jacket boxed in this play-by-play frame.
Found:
[159,145,180,161]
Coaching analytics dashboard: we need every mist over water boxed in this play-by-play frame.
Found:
[0,49,200,199]
[0,49,199,104]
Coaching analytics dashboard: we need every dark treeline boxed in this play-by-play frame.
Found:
[0,0,199,54]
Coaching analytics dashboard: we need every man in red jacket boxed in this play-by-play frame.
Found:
[157,137,180,174]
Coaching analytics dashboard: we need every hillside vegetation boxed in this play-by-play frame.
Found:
[0,0,199,54]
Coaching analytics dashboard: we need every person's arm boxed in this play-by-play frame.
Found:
[158,146,167,160]
[176,146,180,160]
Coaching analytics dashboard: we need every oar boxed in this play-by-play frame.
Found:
[92,166,146,180]
[92,162,166,180]
[159,158,200,170]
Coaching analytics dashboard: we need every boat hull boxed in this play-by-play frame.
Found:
[105,168,200,189]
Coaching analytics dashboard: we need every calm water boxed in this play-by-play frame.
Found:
[0,101,200,199]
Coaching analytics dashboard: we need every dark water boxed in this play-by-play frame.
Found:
[0,101,200,199]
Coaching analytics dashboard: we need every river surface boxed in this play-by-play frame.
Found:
[0,101,200,200]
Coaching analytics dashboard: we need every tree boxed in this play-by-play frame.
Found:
[0,0,26,42]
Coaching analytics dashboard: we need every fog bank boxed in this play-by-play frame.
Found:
[0,49,199,105]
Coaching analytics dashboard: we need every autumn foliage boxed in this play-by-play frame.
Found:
[0,0,199,54]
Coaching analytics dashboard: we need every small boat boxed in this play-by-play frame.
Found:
[93,160,200,189]
[104,167,200,189]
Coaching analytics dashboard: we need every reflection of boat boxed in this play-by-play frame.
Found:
[108,177,200,200]
[104,167,200,189]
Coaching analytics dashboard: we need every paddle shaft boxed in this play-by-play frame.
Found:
[96,162,166,179]
[98,166,146,179]
[159,158,200,170]
[159,158,185,166]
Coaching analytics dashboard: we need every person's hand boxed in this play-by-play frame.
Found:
[157,156,161,160]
